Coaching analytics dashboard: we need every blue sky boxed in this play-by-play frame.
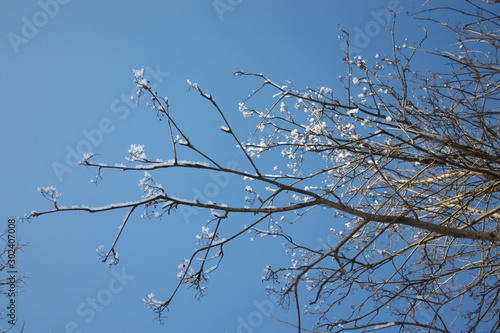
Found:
[0,1,466,332]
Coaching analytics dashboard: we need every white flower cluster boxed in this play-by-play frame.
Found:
[138,171,164,199]
[127,144,148,162]
[38,186,61,203]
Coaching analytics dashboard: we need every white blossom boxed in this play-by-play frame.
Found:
[347,108,359,116]
[127,144,148,162]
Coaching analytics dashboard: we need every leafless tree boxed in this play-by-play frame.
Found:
[29,1,499,332]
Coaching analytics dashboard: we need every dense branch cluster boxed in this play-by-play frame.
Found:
[29,2,499,332]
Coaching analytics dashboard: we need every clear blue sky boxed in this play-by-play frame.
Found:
[0,1,464,332]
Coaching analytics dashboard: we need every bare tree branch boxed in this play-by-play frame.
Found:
[29,2,500,332]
